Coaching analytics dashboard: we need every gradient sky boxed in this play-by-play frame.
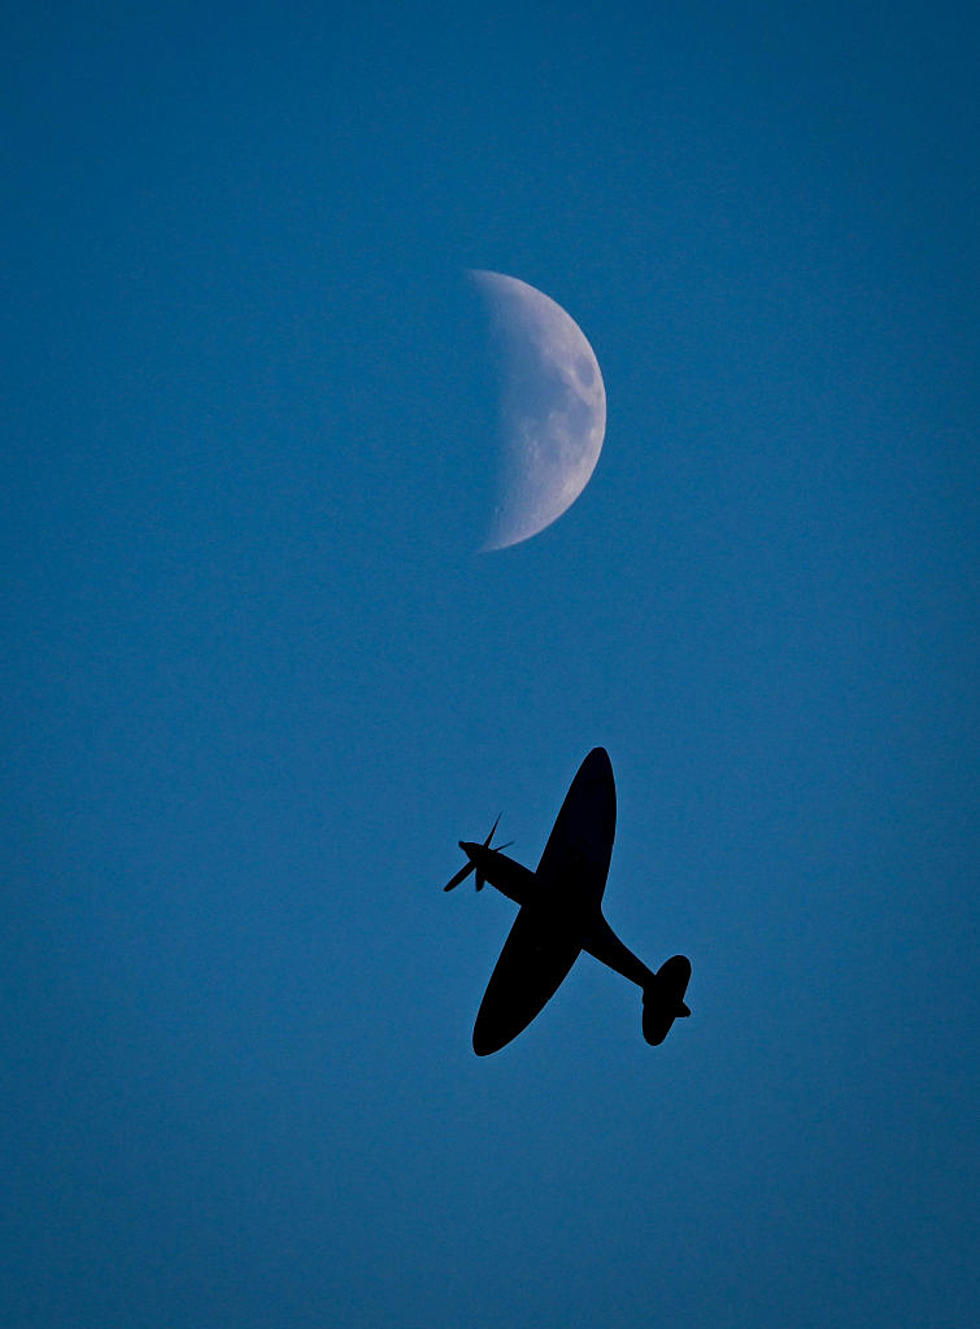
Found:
[2,3,977,1326]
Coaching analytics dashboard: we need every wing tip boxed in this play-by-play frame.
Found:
[472,1028,506,1057]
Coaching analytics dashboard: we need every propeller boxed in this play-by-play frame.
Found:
[443,815,513,892]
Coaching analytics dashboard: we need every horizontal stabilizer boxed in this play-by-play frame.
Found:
[642,955,692,1046]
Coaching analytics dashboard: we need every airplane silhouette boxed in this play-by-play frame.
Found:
[445,747,691,1055]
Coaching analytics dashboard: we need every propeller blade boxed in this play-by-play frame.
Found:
[443,862,476,892]
[483,814,502,847]
[444,818,513,894]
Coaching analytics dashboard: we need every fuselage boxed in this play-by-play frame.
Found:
[457,843,535,906]
[458,842,657,990]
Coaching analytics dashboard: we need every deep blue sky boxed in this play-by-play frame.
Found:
[2,3,977,1326]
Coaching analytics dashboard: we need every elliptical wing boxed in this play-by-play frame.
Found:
[472,907,581,1055]
[535,747,616,907]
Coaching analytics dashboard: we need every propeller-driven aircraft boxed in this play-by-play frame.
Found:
[445,747,692,1055]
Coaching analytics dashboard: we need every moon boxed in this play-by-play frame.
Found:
[471,270,606,551]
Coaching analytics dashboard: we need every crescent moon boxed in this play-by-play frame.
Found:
[471,270,606,551]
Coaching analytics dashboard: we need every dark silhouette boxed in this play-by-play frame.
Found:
[445,747,691,1054]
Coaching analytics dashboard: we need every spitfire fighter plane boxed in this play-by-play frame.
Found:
[445,747,691,1055]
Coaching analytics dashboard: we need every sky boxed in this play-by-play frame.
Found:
[2,2,977,1326]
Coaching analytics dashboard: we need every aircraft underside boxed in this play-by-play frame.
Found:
[445,748,691,1054]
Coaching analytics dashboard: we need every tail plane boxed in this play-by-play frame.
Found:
[641,955,692,1046]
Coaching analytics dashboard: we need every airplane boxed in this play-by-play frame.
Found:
[444,747,691,1055]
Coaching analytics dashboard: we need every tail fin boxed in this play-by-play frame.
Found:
[642,955,692,1046]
